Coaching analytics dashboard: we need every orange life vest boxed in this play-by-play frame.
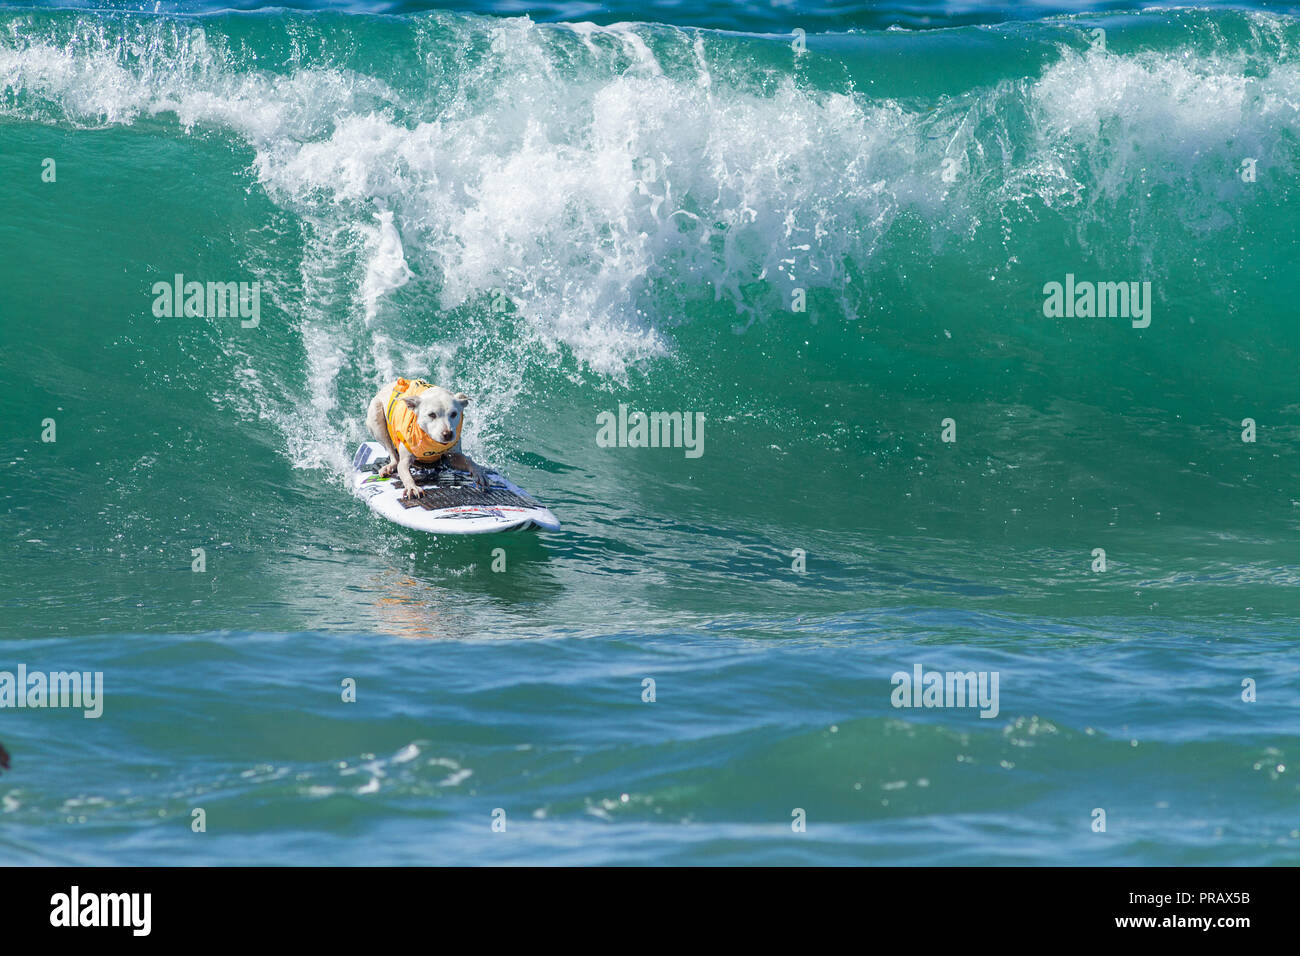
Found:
[384,378,461,463]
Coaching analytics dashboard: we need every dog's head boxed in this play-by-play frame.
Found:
[401,385,469,445]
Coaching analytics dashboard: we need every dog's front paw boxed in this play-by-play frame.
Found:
[378,461,397,478]
[402,484,424,500]
[471,469,491,492]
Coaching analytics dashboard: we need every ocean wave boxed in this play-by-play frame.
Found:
[1,8,1297,479]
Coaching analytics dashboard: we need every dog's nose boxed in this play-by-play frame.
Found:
[441,430,454,442]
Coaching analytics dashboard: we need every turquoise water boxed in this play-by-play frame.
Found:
[1,1,1298,864]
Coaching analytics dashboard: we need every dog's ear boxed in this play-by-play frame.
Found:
[401,396,422,411]
[454,393,470,406]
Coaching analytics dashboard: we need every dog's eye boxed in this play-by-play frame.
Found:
[428,412,438,419]
[450,411,457,418]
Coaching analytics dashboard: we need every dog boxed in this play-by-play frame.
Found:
[366,378,490,499]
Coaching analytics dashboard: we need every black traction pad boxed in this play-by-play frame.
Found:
[398,485,537,511]
[370,459,538,511]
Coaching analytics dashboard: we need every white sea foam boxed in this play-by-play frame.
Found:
[2,11,1297,470]
[360,208,414,326]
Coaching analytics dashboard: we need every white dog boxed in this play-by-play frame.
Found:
[366,378,490,498]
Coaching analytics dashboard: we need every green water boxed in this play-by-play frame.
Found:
[0,5,1297,864]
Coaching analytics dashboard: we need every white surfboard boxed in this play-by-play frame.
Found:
[349,441,561,534]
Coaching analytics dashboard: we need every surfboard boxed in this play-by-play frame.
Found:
[349,441,561,534]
